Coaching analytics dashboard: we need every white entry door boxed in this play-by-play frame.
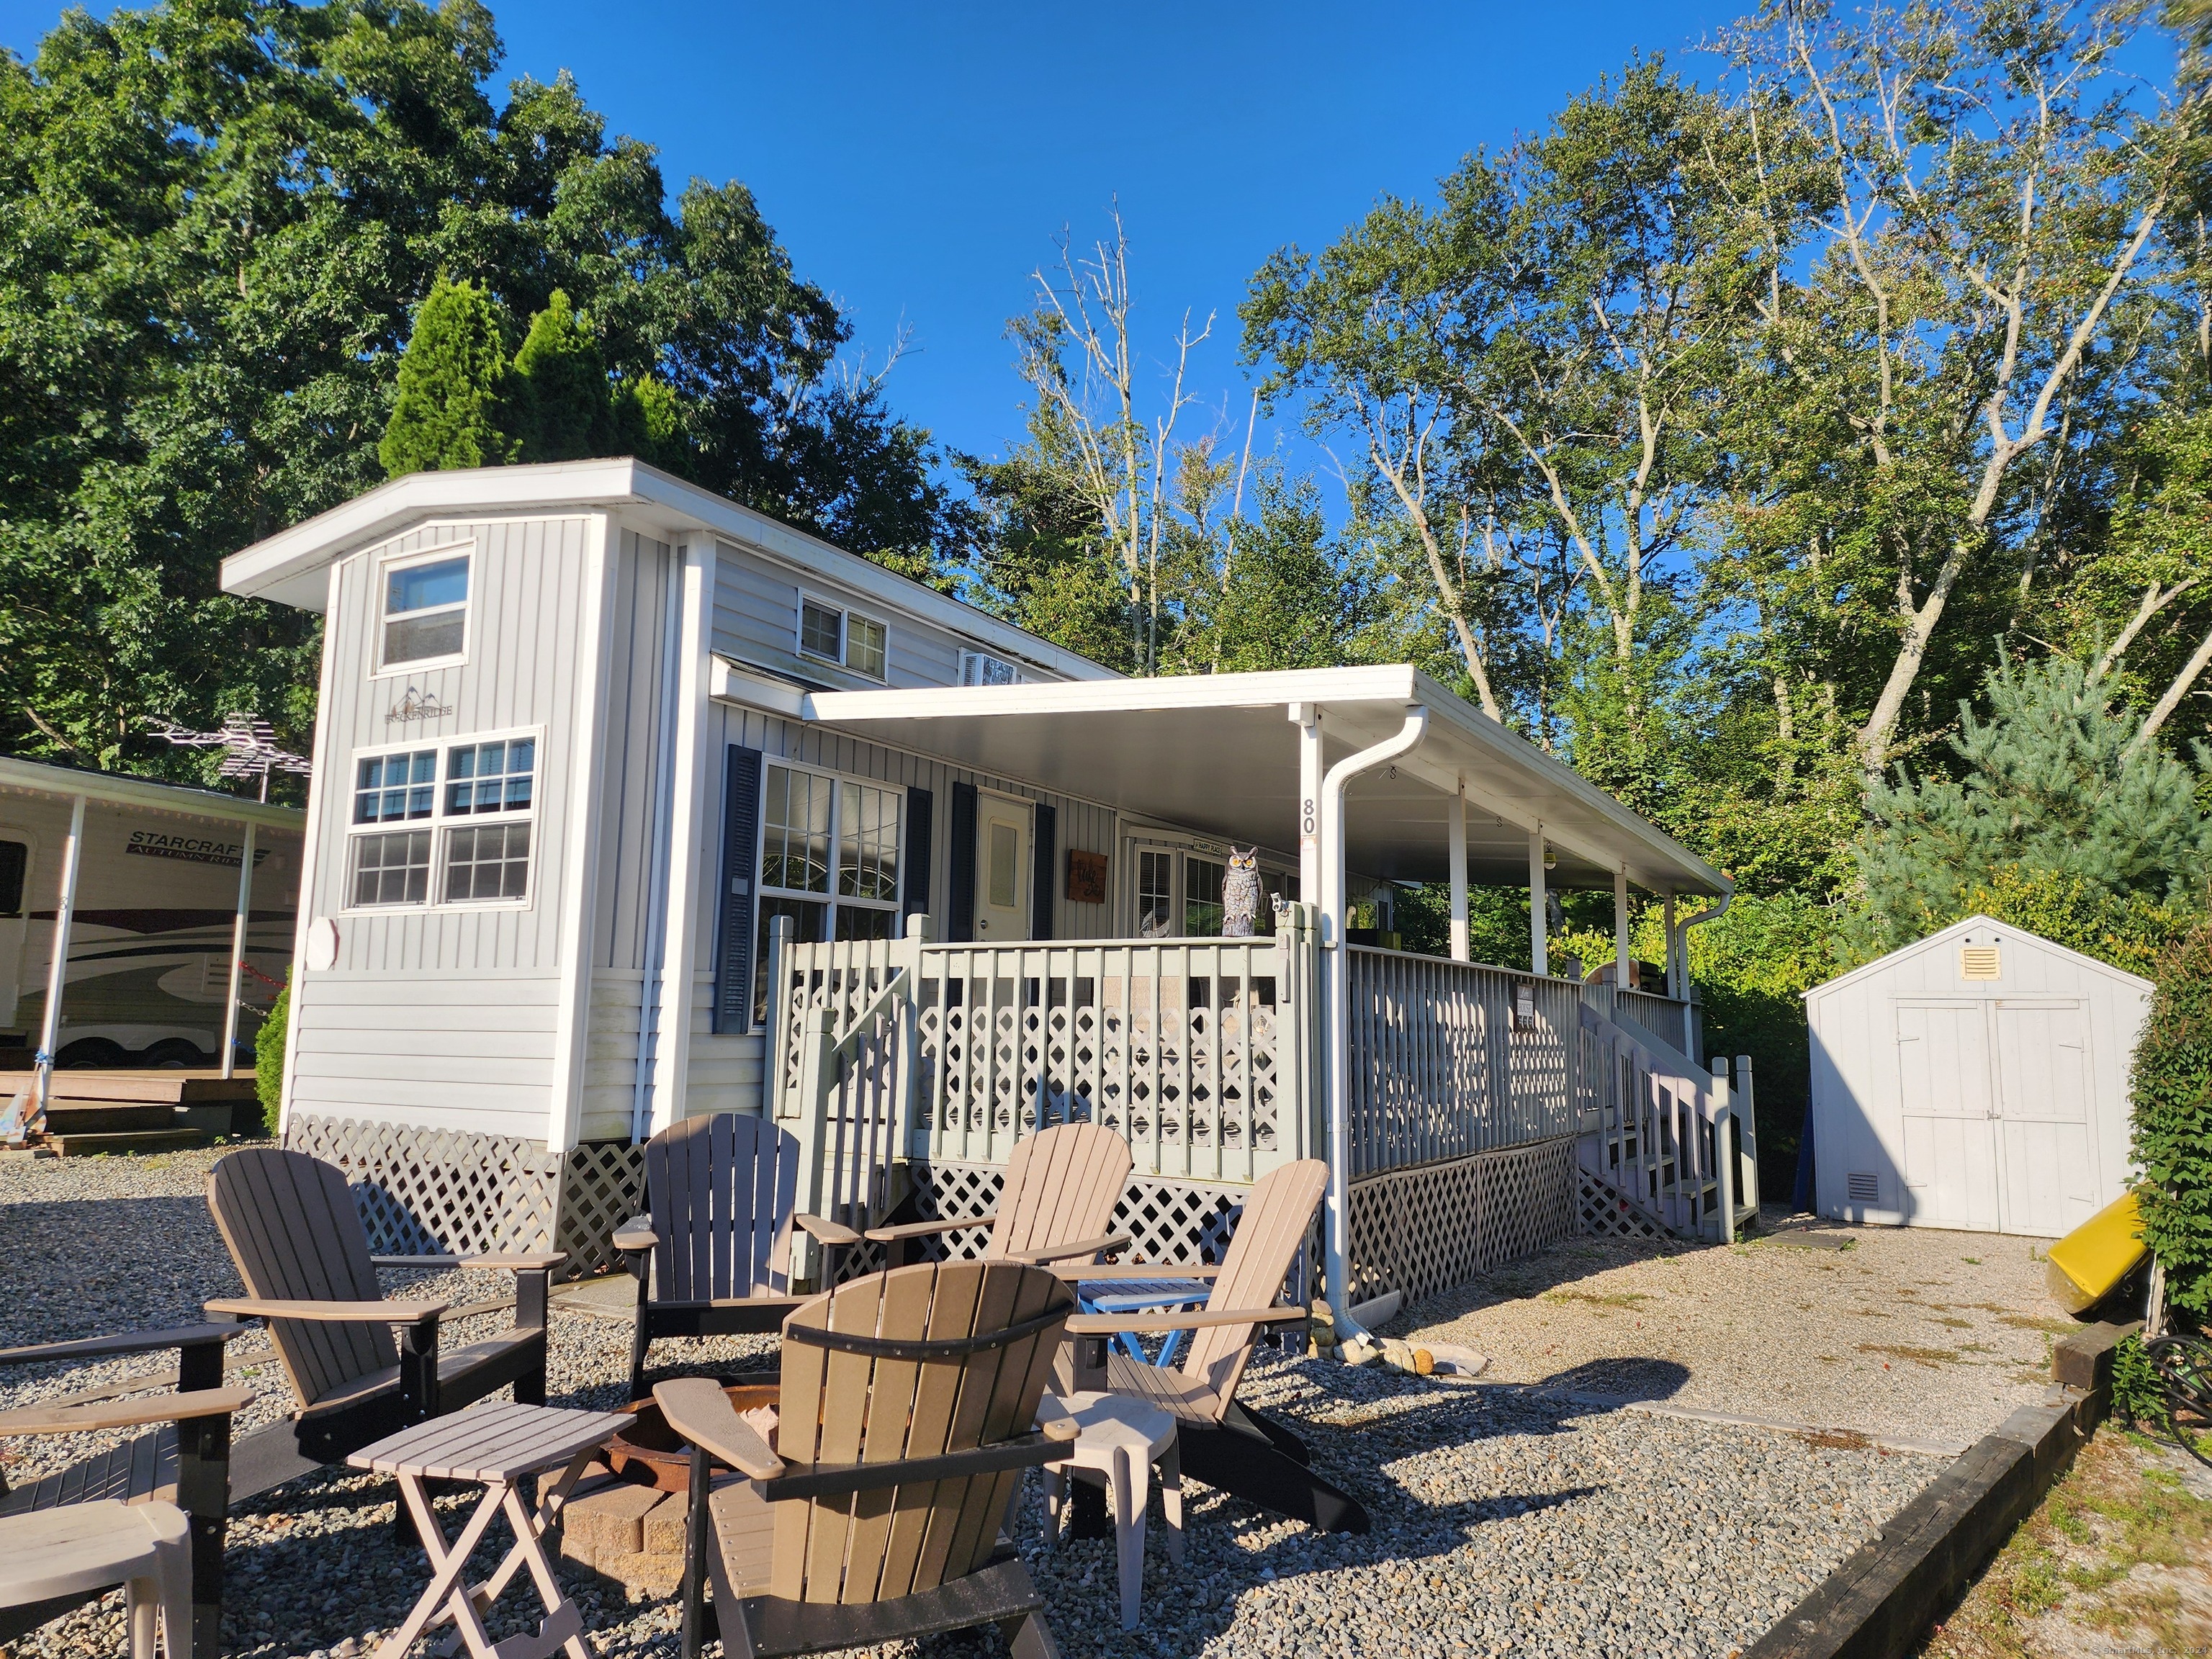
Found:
[1993,1000,2098,1238]
[974,795,1031,943]
[1894,999,2001,1231]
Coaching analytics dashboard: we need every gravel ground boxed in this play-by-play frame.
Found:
[1395,1209,2069,1452]
[1,1149,1948,1659]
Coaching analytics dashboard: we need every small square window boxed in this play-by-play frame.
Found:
[352,830,431,906]
[799,598,843,662]
[354,751,437,824]
[446,738,535,814]
[443,822,531,902]
[382,554,469,667]
[847,615,886,679]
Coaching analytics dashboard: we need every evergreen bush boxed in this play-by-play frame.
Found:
[253,976,288,1139]
[379,276,518,476]
[509,289,610,462]
[2131,918,2212,1321]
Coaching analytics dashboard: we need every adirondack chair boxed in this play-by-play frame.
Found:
[202,1147,562,1501]
[653,1259,1078,1659]
[1060,1158,1368,1534]
[613,1113,862,1399]
[0,1326,252,1657]
[864,1120,1133,1270]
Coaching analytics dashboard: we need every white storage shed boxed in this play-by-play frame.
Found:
[1802,916,2152,1237]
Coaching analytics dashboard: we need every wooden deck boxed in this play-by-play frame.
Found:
[2,1069,261,1154]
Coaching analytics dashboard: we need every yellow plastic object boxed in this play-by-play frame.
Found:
[2044,1191,2146,1314]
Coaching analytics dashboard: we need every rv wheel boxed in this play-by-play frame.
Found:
[55,1038,128,1069]
[143,1039,208,1069]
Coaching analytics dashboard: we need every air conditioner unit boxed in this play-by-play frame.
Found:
[958,650,1022,687]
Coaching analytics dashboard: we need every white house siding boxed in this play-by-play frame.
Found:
[709,540,1066,693]
[287,514,594,1140]
[1804,919,2151,1236]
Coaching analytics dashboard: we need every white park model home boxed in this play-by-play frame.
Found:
[221,457,1742,1309]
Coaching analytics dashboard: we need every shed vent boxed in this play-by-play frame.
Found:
[1846,1171,1881,1204]
[1959,944,2001,981]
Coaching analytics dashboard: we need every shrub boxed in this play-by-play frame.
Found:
[2130,919,2212,1321]
[253,976,289,1138]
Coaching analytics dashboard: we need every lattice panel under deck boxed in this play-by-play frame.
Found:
[1345,1136,1576,1305]
[287,1115,562,1258]
[558,1141,647,1278]
[1575,1166,1669,1241]
[904,1162,1252,1269]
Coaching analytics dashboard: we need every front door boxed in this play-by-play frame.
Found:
[1894,999,2001,1231]
[974,794,1031,943]
[1993,999,2098,1238]
[0,831,28,1031]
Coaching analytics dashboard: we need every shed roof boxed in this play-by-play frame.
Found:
[1801,914,2154,1004]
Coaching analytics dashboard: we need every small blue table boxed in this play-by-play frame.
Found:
[1075,1277,1214,1368]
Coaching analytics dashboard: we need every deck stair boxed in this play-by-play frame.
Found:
[1575,1002,1758,1243]
[2,1069,261,1154]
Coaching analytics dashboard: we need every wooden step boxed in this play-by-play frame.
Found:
[0,1070,256,1105]
[44,1105,179,1135]
[44,1128,210,1158]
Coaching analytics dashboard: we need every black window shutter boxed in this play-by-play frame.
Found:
[712,745,763,1034]
[902,786,933,933]
[948,781,978,942]
[1030,801,1056,941]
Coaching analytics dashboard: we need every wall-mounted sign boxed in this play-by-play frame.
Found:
[387,686,451,724]
[1066,848,1109,907]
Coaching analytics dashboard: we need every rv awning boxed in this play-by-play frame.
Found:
[727,662,1725,898]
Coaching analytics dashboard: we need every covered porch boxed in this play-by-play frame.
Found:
[751,665,1748,1321]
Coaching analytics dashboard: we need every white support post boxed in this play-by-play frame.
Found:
[1663,891,1677,999]
[1290,703,1323,906]
[1527,823,1547,979]
[32,794,86,1129]
[220,823,256,1079]
[1447,782,1470,963]
[649,539,718,1138]
[1614,867,1631,989]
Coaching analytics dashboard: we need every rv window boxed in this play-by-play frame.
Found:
[354,751,437,824]
[846,615,887,679]
[444,822,531,902]
[0,839,24,917]
[352,830,431,905]
[383,553,469,666]
[799,598,843,663]
[446,739,534,814]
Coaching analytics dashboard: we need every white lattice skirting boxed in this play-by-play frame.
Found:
[1575,1165,1670,1242]
[1345,1136,1577,1305]
[902,1161,1258,1269]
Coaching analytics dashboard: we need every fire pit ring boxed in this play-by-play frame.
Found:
[601,1375,779,1495]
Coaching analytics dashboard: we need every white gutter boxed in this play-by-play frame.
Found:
[1318,704,1429,1334]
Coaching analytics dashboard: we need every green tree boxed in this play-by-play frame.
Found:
[507,288,607,464]
[2131,918,2212,1321]
[379,275,517,476]
[253,975,288,1138]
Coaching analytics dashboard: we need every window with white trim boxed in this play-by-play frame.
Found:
[797,597,889,680]
[344,732,539,909]
[1126,835,1295,938]
[380,549,470,669]
[752,763,902,1019]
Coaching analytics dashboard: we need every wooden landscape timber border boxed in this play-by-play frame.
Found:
[1747,1320,2142,1659]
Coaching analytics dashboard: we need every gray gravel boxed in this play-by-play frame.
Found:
[0,1148,1943,1658]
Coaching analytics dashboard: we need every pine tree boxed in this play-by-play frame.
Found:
[510,289,610,463]
[1851,656,2212,956]
[609,372,687,471]
[379,276,516,477]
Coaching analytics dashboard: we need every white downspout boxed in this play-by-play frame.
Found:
[1668,889,1732,1040]
[1320,704,1429,1336]
[1447,782,1470,963]
[630,549,686,1144]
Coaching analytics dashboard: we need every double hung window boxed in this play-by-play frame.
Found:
[1127,838,1293,938]
[797,596,888,680]
[347,732,537,909]
[752,763,902,1018]
[380,549,470,670]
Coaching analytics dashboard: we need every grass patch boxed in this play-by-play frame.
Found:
[1964,1256,1983,1265]
[1920,1431,2212,1657]
[1859,1343,1961,1368]
[1998,1313,2076,1336]
[1794,1429,1873,1452]
[1541,1290,1651,1310]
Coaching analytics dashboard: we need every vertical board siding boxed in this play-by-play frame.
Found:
[594,531,676,971]
[289,514,595,1138]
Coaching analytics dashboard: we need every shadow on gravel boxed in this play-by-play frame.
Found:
[0,1195,239,1347]
[1534,1356,1691,1402]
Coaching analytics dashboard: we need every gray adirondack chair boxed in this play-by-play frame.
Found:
[865,1120,1132,1269]
[615,1113,860,1399]
[1062,1157,1367,1533]
[654,1259,1077,1659]
[203,1147,561,1499]
[0,1327,252,1657]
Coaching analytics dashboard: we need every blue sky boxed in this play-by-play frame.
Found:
[2,1,1735,472]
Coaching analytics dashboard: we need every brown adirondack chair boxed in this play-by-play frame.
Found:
[0,1326,253,1657]
[614,1113,861,1399]
[202,1146,561,1501]
[1061,1157,1367,1534]
[865,1120,1132,1269]
[653,1260,1077,1659]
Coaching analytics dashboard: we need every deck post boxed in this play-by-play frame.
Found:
[1290,703,1322,905]
[1527,824,1547,979]
[220,822,256,1079]
[1663,890,1677,998]
[1614,867,1630,987]
[30,793,86,1129]
[1447,783,1469,963]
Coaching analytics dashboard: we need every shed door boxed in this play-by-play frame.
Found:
[1993,999,2097,1238]
[1894,999,2000,1231]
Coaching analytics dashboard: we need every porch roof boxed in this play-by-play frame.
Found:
[742,662,1725,898]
